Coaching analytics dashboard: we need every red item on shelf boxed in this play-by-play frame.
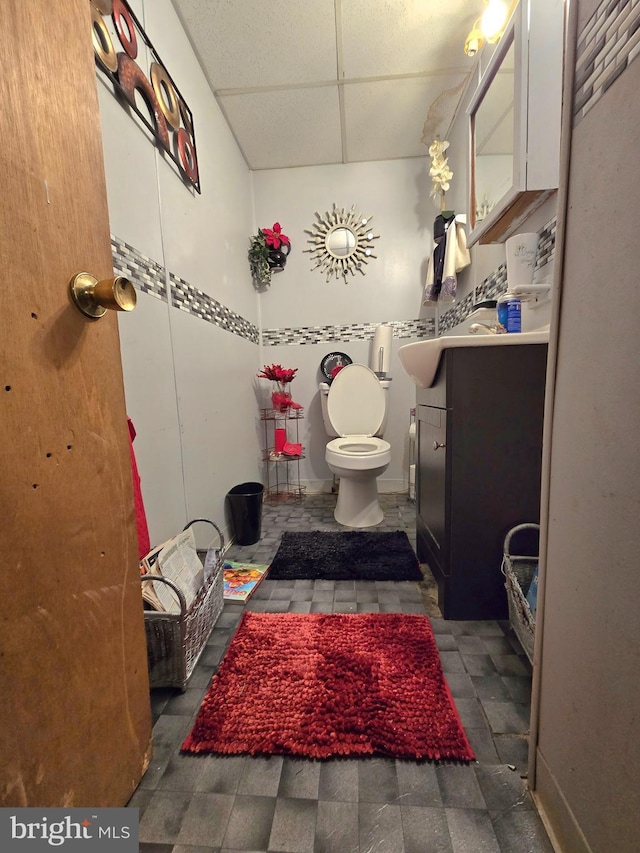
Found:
[274,428,287,453]
[283,441,302,457]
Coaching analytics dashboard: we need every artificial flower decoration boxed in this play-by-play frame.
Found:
[428,138,454,210]
[262,222,290,250]
[248,222,291,288]
[257,364,298,384]
[257,364,301,412]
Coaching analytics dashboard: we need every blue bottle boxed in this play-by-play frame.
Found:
[497,292,521,333]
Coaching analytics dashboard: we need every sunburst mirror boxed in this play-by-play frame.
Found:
[304,205,379,282]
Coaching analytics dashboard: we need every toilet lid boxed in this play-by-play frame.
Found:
[327,363,385,436]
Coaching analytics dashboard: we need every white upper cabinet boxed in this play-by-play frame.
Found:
[467,0,565,245]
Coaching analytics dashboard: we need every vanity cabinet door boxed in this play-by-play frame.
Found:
[417,405,448,571]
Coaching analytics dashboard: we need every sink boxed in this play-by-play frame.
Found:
[398,329,550,388]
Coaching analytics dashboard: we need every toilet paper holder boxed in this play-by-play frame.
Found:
[371,323,393,378]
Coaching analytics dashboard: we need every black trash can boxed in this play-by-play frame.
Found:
[226,482,264,545]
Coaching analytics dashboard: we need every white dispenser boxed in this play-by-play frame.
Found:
[370,324,393,377]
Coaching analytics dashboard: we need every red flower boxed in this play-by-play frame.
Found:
[257,363,298,384]
[262,222,290,250]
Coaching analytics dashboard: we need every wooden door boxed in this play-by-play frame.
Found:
[0,0,152,806]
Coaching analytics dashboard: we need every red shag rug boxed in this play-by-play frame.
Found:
[181,612,474,762]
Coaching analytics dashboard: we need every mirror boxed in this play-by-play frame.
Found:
[468,14,520,242]
[326,226,357,258]
[474,40,515,224]
[304,204,379,281]
[466,0,562,246]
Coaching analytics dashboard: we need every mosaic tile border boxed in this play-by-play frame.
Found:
[111,236,167,301]
[574,0,640,125]
[169,274,259,343]
[438,291,476,335]
[111,236,259,343]
[112,214,555,347]
[536,217,557,271]
[440,216,557,333]
[261,317,435,347]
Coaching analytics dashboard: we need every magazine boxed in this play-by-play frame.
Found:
[223,562,269,602]
[140,527,204,613]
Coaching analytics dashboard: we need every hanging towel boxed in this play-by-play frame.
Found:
[423,252,437,306]
[128,417,151,561]
[423,213,454,305]
[440,221,471,303]
[423,218,470,305]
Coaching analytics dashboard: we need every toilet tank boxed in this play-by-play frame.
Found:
[319,377,390,437]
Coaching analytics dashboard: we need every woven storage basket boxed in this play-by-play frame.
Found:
[501,523,539,665]
[142,519,224,691]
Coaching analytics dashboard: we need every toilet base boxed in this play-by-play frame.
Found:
[334,475,384,528]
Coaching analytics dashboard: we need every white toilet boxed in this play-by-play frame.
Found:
[320,363,391,528]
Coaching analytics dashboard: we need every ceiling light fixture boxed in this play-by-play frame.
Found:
[464,0,511,57]
[481,0,509,40]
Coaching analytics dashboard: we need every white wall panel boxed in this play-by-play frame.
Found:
[254,159,433,330]
[169,309,260,542]
[97,0,257,544]
[117,297,186,547]
[145,0,257,324]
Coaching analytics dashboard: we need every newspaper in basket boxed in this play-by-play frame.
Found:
[141,519,224,691]
[501,523,539,665]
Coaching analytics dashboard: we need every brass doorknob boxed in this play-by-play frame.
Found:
[69,272,137,319]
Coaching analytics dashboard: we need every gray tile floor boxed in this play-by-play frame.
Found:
[132,494,552,853]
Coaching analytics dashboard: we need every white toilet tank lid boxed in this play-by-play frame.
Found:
[327,363,385,436]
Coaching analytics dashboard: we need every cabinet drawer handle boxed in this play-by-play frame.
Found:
[433,441,446,450]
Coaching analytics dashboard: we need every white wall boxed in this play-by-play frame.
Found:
[96,2,435,536]
[97,0,258,546]
[100,1,557,534]
[253,159,435,492]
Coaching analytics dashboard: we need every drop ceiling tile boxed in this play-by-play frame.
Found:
[339,0,479,79]
[220,87,343,170]
[173,0,338,89]
[343,75,468,163]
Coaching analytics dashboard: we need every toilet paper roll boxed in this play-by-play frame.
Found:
[371,324,393,374]
[408,422,417,442]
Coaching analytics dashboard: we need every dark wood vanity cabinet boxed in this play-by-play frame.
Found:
[416,343,547,620]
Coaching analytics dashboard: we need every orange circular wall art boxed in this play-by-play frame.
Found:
[91,0,200,193]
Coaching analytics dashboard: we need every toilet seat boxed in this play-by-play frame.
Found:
[327,363,385,437]
[326,436,390,470]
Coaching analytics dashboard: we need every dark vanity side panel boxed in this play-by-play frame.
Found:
[448,344,547,619]
[416,344,547,620]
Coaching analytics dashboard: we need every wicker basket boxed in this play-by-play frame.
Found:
[142,519,224,691]
[501,523,539,665]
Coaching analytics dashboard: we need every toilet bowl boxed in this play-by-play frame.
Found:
[322,363,391,527]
